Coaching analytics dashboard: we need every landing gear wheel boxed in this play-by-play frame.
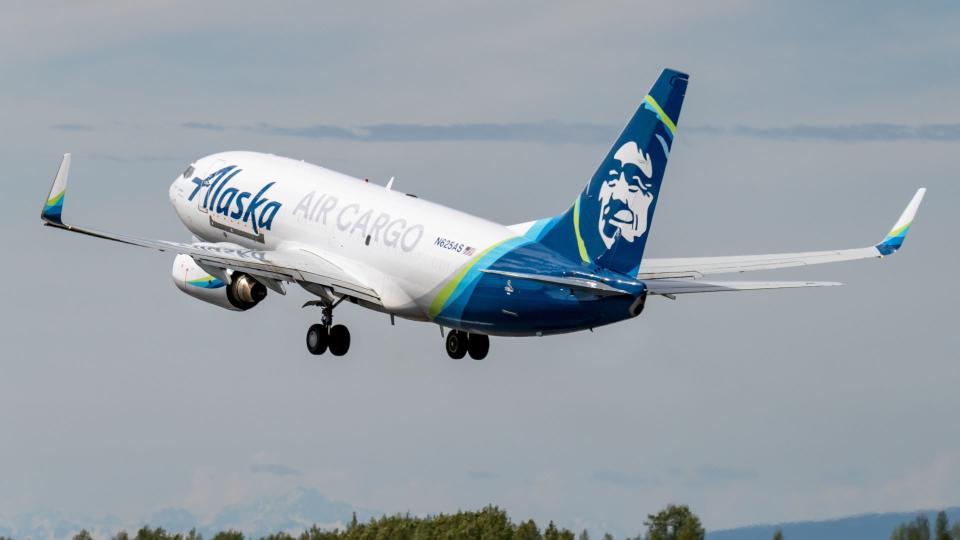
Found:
[445,330,468,359]
[328,324,351,356]
[467,334,489,360]
[306,324,328,355]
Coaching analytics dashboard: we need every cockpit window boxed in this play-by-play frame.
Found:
[182,164,195,178]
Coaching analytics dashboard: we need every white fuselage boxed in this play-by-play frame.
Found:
[168,151,515,320]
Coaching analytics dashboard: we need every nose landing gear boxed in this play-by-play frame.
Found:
[445,330,489,360]
[304,296,351,356]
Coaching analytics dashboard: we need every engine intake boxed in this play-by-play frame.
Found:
[226,273,267,310]
[172,254,267,311]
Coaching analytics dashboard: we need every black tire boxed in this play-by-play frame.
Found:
[328,324,351,356]
[445,330,467,359]
[467,333,489,360]
[306,324,328,355]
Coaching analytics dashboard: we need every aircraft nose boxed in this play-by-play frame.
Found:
[170,163,197,204]
[169,177,181,204]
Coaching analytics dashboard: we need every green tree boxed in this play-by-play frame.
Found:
[298,525,339,540]
[891,515,935,540]
[644,504,705,540]
[602,534,614,540]
[261,533,294,540]
[515,519,542,540]
[73,531,95,540]
[543,521,574,540]
[916,515,932,540]
[579,530,590,540]
[951,523,960,540]
[773,529,784,540]
[211,531,244,540]
[135,526,175,540]
[112,532,130,540]
[935,512,950,540]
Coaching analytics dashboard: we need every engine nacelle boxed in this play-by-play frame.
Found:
[172,254,267,311]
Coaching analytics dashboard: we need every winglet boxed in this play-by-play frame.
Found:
[42,153,71,225]
[876,188,926,256]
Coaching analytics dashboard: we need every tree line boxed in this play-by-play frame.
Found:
[4,504,706,540]
[890,511,960,540]
[4,503,958,540]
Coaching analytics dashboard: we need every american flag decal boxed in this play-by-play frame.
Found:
[463,246,476,256]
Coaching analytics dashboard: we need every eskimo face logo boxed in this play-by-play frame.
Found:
[597,141,655,248]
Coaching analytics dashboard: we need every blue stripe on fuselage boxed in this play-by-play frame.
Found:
[436,240,646,335]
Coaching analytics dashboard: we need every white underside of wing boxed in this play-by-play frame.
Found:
[47,222,382,305]
[638,246,881,279]
[643,279,841,295]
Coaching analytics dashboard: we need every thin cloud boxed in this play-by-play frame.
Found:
[691,465,758,482]
[361,122,612,143]
[254,123,362,140]
[181,121,227,131]
[467,470,500,480]
[250,121,612,144]
[593,469,658,487]
[731,123,960,142]
[180,120,960,144]
[51,123,95,132]
[88,153,187,163]
[249,463,302,477]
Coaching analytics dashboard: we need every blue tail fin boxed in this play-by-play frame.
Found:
[534,68,688,276]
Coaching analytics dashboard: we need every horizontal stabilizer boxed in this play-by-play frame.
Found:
[644,279,841,296]
[479,269,638,296]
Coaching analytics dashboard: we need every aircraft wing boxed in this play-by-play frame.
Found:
[637,188,925,280]
[40,154,381,305]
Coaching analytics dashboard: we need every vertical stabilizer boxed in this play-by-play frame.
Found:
[535,69,688,275]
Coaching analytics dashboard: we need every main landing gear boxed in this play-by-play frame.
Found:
[305,298,351,356]
[445,330,489,360]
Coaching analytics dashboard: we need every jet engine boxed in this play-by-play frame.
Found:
[171,254,267,311]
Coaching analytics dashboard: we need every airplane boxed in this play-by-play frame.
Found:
[40,68,925,359]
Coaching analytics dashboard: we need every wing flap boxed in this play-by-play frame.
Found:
[638,247,880,279]
[47,221,382,304]
[645,279,841,295]
[479,269,634,296]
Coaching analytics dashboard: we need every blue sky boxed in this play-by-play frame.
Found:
[1,1,958,537]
